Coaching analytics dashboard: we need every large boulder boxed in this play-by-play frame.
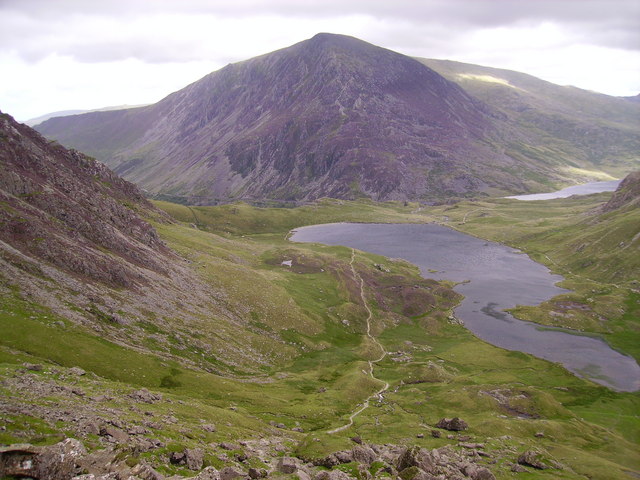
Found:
[517,450,560,470]
[219,466,245,480]
[185,448,204,470]
[462,463,496,480]
[351,445,377,465]
[276,456,299,474]
[396,446,437,474]
[0,438,86,480]
[435,417,468,431]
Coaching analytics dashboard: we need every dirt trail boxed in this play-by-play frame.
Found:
[327,249,389,434]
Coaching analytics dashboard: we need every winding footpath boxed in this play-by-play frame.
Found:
[327,249,390,434]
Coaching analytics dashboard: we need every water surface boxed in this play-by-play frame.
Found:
[290,223,640,391]
[506,180,621,201]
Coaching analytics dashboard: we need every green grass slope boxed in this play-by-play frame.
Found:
[0,195,638,478]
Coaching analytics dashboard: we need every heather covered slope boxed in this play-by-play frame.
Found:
[38,34,577,204]
[420,58,640,182]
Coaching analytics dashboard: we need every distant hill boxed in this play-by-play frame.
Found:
[36,34,640,204]
[419,58,640,182]
[24,104,148,127]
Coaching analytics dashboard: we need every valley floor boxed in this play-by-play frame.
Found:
[1,195,638,479]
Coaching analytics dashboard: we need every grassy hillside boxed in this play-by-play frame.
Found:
[419,58,640,183]
[1,195,638,478]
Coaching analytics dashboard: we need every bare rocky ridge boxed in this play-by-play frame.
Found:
[0,111,170,287]
[37,33,559,204]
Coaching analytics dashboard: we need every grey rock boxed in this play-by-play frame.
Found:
[0,438,86,480]
[22,363,43,371]
[99,425,129,444]
[435,417,468,431]
[169,451,186,465]
[130,464,165,480]
[185,447,204,470]
[351,444,377,465]
[517,450,550,470]
[69,366,86,376]
[248,467,267,478]
[396,446,436,474]
[314,471,354,480]
[193,466,221,480]
[219,442,240,450]
[130,388,162,403]
[462,463,496,480]
[219,466,245,480]
[335,450,353,464]
[127,425,149,435]
[277,456,298,474]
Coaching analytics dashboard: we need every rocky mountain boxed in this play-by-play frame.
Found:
[34,32,618,205]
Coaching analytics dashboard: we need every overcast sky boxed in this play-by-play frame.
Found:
[1,0,639,121]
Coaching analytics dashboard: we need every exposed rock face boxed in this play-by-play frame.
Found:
[601,170,640,212]
[0,111,170,288]
[37,34,537,204]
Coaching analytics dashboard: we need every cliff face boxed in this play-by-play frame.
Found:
[602,171,640,212]
[37,34,531,204]
[0,111,170,288]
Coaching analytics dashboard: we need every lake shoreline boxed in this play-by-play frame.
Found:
[290,222,640,391]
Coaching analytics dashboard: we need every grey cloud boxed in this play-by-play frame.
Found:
[1,0,639,65]
[5,0,639,26]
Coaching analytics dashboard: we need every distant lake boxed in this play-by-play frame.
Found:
[506,180,621,201]
[290,223,640,392]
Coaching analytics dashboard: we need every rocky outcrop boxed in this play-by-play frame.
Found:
[601,171,640,212]
[435,417,469,431]
[0,112,292,374]
[0,437,502,480]
[516,449,561,470]
[0,111,170,288]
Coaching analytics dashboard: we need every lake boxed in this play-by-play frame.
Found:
[290,223,640,392]
[506,180,621,201]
